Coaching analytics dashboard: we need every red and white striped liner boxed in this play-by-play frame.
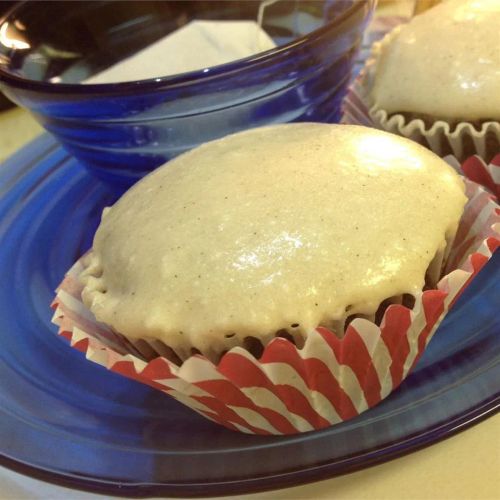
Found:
[51,173,500,435]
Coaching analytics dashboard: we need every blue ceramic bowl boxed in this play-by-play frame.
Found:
[0,1,374,189]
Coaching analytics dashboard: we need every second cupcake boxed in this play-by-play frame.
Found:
[354,0,500,162]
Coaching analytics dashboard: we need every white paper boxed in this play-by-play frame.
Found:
[84,20,276,84]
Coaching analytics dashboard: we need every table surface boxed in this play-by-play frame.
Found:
[0,1,499,496]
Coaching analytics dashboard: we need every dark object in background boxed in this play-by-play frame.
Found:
[0,93,13,111]
[0,1,15,109]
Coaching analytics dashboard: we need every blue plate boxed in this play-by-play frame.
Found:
[0,135,498,497]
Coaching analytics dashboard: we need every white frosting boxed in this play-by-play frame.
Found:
[371,0,500,121]
[81,124,466,358]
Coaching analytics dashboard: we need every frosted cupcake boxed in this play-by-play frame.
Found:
[79,123,466,363]
[52,123,499,434]
[367,0,500,161]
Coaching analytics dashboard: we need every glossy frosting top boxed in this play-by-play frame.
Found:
[371,0,500,121]
[81,124,466,359]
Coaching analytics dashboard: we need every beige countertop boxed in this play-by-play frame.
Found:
[0,106,498,500]
[0,106,43,161]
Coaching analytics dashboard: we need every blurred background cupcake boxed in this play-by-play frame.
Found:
[344,0,500,162]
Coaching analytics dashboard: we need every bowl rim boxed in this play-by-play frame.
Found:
[0,0,373,96]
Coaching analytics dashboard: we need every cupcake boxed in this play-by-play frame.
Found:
[52,124,499,434]
[79,123,465,361]
[349,0,500,162]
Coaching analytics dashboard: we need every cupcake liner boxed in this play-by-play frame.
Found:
[460,155,500,200]
[342,27,500,163]
[51,171,499,435]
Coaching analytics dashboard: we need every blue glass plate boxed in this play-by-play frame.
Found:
[0,135,499,497]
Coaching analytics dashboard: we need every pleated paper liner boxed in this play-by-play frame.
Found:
[342,27,500,163]
[51,175,499,435]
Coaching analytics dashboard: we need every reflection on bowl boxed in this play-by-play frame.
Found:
[0,1,374,189]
